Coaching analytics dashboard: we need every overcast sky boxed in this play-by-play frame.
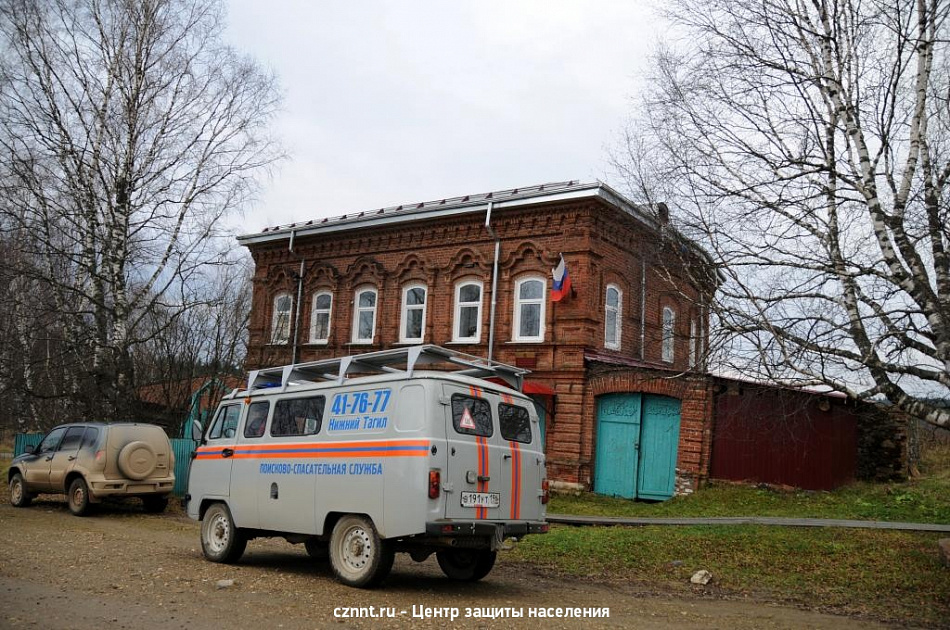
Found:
[225,1,663,231]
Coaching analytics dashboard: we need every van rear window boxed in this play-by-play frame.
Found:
[451,395,493,437]
[272,396,325,437]
[499,404,532,443]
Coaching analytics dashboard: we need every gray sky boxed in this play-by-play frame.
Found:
[226,1,662,230]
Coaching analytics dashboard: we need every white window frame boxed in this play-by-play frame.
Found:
[605,284,622,350]
[270,293,293,345]
[662,306,675,363]
[513,276,546,343]
[399,283,427,344]
[309,291,332,344]
[351,285,378,344]
[453,279,483,343]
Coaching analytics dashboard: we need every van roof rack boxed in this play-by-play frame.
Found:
[242,345,528,394]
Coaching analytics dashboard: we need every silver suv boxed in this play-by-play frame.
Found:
[8,423,175,516]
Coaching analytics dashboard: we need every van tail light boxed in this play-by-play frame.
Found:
[541,479,549,504]
[428,469,440,499]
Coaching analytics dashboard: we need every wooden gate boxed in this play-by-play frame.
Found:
[594,394,681,500]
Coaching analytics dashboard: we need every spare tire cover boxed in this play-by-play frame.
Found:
[117,441,157,480]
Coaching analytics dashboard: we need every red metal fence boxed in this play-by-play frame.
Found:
[711,384,857,490]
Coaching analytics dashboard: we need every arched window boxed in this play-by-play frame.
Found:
[310,291,332,344]
[400,283,427,343]
[662,306,675,363]
[513,276,546,342]
[352,286,377,344]
[453,279,483,342]
[605,284,622,350]
[270,293,293,345]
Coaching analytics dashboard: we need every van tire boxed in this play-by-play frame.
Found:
[9,473,32,507]
[67,477,92,516]
[329,515,394,588]
[201,503,247,563]
[436,549,496,581]
[117,441,157,480]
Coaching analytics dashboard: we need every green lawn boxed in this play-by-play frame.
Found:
[550,444,950,524]
[510,443,950,627]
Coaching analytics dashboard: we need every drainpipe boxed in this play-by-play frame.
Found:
[289,229,305,365]
[484,202,501,363]
[640,257,646,361]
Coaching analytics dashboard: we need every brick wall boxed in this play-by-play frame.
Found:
[243,195,715,491]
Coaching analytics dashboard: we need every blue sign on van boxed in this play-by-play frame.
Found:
[328,389,392,432]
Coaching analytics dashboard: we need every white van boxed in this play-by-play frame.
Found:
[185,345,548,588]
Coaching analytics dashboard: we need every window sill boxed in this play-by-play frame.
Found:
[445,340,481,345]
[507,339,545,344]
[306,340,329,346]
[393,341,425,346]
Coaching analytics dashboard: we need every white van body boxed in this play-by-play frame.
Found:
[185,346,548,587]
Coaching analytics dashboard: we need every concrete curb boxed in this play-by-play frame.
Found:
[546,513,950,532]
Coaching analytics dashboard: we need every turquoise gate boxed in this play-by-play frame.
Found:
[593,393,681,500]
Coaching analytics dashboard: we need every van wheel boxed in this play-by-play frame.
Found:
[201,503,247,563]
[436,549,496,581]
[142,496,169,513]
[67,478,92,516]
[304,539,329,560]
[329,515,394,588]
[9,473,32,507]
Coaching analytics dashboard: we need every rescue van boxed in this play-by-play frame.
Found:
[185,345,548,588]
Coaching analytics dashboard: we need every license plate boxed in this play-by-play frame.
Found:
[461,492,500,509]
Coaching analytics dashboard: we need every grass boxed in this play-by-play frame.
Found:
[509,524,948,626]
[509,443,950,627]
[550,443,950,524]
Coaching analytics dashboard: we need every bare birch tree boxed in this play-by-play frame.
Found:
[0,0,280,421]
[613,0,950,429]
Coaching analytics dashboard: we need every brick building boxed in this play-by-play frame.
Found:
[239,181,716,498]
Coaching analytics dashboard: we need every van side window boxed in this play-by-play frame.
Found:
[244,401,270,439]
[272,396,325,437]
[451,395,493,437]
[499,404,532,443]
[209,405,241,440]
[38,427,67,454]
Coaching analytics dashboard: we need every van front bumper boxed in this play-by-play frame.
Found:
[425,520,549,538]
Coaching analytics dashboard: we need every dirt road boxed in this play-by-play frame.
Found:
[0,499,897,629]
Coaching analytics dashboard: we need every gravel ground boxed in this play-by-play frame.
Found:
[0,497,898,630]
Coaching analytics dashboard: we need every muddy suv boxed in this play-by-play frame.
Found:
[8,423,175,516]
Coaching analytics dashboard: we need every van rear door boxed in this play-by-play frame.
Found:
[498,395,544,522]
[442,384,505,521]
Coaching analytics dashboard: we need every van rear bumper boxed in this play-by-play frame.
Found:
[425,520,549,537]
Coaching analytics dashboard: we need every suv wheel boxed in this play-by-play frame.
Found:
[67,477,92,516]
[9,473,33,507]
[201,503,247,563]
[328,515,394,588]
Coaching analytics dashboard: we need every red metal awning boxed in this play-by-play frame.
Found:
[487,377,556,397]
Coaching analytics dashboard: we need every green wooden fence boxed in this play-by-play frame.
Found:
[14,433,196,498]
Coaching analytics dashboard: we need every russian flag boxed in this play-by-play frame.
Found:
[551,254,572,302]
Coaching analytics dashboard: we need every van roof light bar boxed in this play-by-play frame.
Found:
[245,344,527,392]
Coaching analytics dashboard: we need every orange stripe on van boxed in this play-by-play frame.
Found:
[509,441,522,519]
[475,435,489,519]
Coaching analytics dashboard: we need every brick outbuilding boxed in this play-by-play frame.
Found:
[240,181,716,497]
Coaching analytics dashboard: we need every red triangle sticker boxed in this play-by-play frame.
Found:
[459,407,476,430]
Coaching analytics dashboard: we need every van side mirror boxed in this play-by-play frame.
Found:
[191,420,204,442]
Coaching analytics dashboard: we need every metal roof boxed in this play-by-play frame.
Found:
[237,180,662,245]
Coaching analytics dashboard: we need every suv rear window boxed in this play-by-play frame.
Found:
[499,404,532,443]
[451,395,493,437]
[272,396,325,437]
